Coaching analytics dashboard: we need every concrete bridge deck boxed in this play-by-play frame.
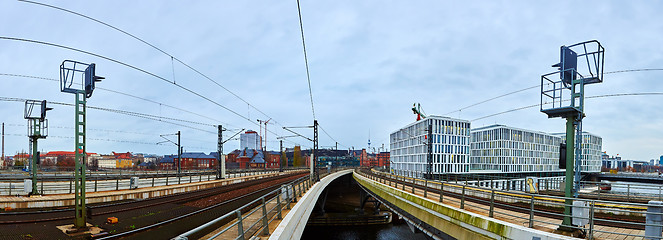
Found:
[358,170,651,240]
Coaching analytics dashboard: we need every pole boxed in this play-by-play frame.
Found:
[313,120,319,181]
[217,125,225,179]
[2,123,4,166]
[562,116,575,228]
[177,131,181,175]
[30,137,38,195]
[280,140,283,172]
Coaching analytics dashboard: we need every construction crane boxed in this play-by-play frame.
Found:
[412,103,426,121]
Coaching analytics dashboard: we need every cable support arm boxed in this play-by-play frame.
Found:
[282,127,313,142]
[221,129,245,144]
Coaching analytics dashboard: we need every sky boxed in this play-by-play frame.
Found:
[0,0,662,161]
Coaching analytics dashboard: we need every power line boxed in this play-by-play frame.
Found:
[0,96,217,134]
[445,84,541,115]
[318,125,348,149]
[446,68,663,115]
[3,133,211,150]
[605,69,663,74]
[0,37,250,124]
[470,92,663,122]
[0,36,301,143]
[0,73,238,128]
[18,0,288,131]
[296,0,316,120]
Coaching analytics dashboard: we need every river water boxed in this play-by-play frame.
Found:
[604,180,663,196]
[302,220,432,240]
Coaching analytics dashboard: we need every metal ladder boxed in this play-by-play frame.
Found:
[74,91,87,228]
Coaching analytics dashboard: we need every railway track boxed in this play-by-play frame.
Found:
[95,180,288,239]
[0,172,304,224]
[361,169,646,230]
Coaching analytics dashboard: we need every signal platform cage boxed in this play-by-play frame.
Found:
[540,40,605,118]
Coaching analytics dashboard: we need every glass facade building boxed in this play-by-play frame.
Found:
[390,119,603,177]
[470,125,562,173]
[389,116,471,177]
[552,132,603,173]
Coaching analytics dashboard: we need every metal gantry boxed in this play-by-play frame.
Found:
[276,135,299,173]
[313,120,319,181]
[158,132,182,174]
[60,60,103,229]
[217,125,225,179]
[217,127,244,179]
[282,120,319,181]
[24,100,52,195]
[540,40,604,230]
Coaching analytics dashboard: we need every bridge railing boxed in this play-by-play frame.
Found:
[363,169,663,240]
[174,166,354,240]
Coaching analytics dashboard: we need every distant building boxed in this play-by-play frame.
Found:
[159,155,177,170]
[551,132,602,173]
[390,115,471,178]
[240,130,260,150]
[470,125,562,176]
[377,152,390,168]
[264,151,281,169]
[309,149,358,167]
[41,150,98,168]
[180,152,216,169]
[96,152,134,169]
[142,154,158,164]
[237,148,265,168]
[113,152,134,168]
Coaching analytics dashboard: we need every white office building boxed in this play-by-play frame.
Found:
[552,132,602,173]
[470,125,562,174]
[240,130,260,150]
[390,116,471,177]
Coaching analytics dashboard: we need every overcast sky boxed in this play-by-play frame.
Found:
[1,1,662,160]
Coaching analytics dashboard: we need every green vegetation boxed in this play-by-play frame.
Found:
[293,146,302,167]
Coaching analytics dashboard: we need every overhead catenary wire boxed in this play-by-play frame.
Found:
[0,36,303,145]
[0,96,217,134]
[445,69,663,115]
[0,36,248,124]
[0,73,231,126]
[17,0,290,130]
[318,125,348,149]
[3,133,211,150]
[296,0,316,121]
[470,92,663,122]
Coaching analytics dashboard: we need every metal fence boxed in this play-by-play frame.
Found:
[366,170,663,240]
[0,168,306,196]
[174,167,351,240]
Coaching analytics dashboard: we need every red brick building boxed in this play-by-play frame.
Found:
[377,152,390,168]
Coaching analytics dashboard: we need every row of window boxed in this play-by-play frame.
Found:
[471,127,559,145]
